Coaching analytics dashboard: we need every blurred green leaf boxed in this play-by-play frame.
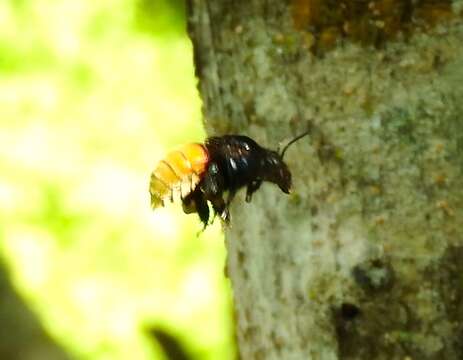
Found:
[135,0,186,38]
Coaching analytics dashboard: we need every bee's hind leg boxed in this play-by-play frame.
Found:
[182,189,210,231]
[209,195,230,225]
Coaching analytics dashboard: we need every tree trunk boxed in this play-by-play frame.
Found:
[187,1,463,359]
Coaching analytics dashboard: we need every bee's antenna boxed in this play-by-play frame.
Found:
[280,130,310,159]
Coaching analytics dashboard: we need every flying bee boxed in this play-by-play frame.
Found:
[149,131,309,229]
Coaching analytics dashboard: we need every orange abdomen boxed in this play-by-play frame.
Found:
[149,143,209,208]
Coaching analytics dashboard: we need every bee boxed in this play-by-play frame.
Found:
[149,131,309,230]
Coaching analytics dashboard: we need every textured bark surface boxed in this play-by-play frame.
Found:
[188,1,463,359]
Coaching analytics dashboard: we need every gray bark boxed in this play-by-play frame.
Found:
[187,1,463,359]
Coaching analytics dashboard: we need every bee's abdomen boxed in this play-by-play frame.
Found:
[149,143,209,208]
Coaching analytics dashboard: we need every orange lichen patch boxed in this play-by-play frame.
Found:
[292,0,318,30]
[436,200,454,217]
[291,0,455,53]
[433,174,447,186]
[415,3,454,26]
[179,143,209,174]
[319,26,341,50]
[374,215,386,225]
[369,185,382,196]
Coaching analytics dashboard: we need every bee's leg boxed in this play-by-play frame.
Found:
[200,162,223,195]
[182,188,210,230]
[245,179,262,202]
[205,190,239,225]
[200,161,229,221]
[195,194,210,230]
[181,191,197,214]
[202,193,224,222]
[215,189,238,223]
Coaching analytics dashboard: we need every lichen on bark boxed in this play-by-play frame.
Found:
[187,1,463,358]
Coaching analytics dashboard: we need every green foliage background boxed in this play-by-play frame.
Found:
[0,0,233,359]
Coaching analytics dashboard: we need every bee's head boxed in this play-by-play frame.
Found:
[262,151,292,194]
[261,130,310,194]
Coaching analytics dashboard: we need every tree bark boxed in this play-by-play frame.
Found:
[187,1,463,359]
